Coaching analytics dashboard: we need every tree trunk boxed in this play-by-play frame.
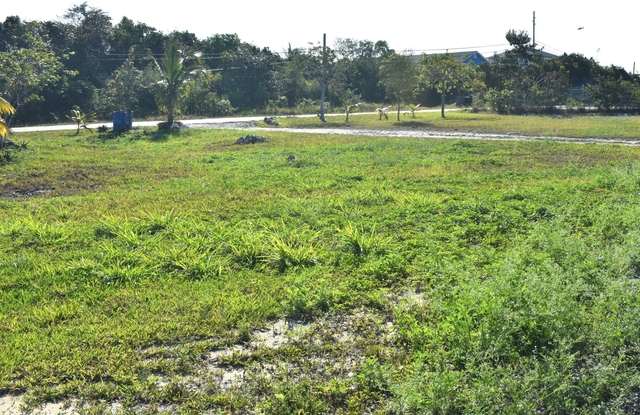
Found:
[167,103,174,125]
[397,101,401,121]
[441,79,446,118]
[320,83,326,122]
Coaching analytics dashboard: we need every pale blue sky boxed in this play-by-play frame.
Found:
[4,0,638,73]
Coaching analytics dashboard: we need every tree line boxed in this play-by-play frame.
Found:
[1,3,639,128]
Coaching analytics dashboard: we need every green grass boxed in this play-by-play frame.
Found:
[273,109,640,139]
[2,127,640,413]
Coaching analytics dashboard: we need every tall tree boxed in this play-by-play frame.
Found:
[97,58,150,118]
[62,2,114,86]
[202,34,241,56]
[149,41,206,126]
[585,65,640,110]
[333,38,392,102]
[379,52,418,121]
[282,46,315,107]
[111,17,165,70]
[486,29,563,113]
[420,53,478,118]
[0,34,65,126]
[221,46,284,110]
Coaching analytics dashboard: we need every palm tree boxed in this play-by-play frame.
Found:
[0,97,16,149]
[66,109,94,135]
[150,41,206,127]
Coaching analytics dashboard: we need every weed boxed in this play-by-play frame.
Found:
[267,222,320,272]
[2,127,640,413]
[338,222,388,257]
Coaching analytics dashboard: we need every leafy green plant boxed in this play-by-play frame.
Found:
[66,108,94,134]
[267,223,320,272]
[0,96,15,143]
[337,222,390,261]
[408,103,421,117]
[0,96,16,152]
[0,149,11,162]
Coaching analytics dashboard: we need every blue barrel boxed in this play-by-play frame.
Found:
[113,110,126,132]
[113,110,133,132]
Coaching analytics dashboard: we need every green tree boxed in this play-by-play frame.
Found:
[585,65,640,110]
[62,2,114,86]
[201,33,241,57]
[149,41,206,126]
[420,53,478,118]
[333,38,393,103]
[485,30,569,113]
[281,46,315,107]
[379,52,418,121]
[111,17,166,70]
[0,35,65,126]
[221,46,283,111]
[97,58,156,119]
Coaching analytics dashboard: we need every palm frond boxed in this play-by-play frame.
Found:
[0,97,16,138]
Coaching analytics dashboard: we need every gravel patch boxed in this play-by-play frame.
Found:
[191,120,640,146]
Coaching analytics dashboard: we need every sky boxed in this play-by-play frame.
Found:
[3,0,639,74]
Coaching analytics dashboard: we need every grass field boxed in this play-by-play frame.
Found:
[2,122,640,413]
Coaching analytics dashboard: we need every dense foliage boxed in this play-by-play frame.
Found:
[1,3,639,123]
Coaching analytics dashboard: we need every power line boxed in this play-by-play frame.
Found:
[535,41,565,56]
[410,43,511,54]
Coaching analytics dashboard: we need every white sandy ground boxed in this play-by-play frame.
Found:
[0,319,310,414]
[0,290,427,414]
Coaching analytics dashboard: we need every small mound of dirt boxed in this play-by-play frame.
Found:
[235,135,268,145]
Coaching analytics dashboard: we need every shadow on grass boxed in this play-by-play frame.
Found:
[146,129,178,142]
[391,121,433,128]
[78,127,182,143]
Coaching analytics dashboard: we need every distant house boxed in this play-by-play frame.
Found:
[486,49,557,63]
[449,51,488,65]
[412,51,488,66]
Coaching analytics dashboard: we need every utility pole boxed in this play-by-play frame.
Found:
[532,11,536,48]
[319,33,327,123]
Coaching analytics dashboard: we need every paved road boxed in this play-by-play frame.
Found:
[9,109,450,133]
[10,110,640,146]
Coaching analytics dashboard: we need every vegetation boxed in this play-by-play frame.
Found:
[65,108,94,134]
[2,5,640,410]
[2,123,640,413]
[0,96,15,142]
[2,5,638,128]
[149,41,207,126]
[420,53,477,118]
[379,52,419,121]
